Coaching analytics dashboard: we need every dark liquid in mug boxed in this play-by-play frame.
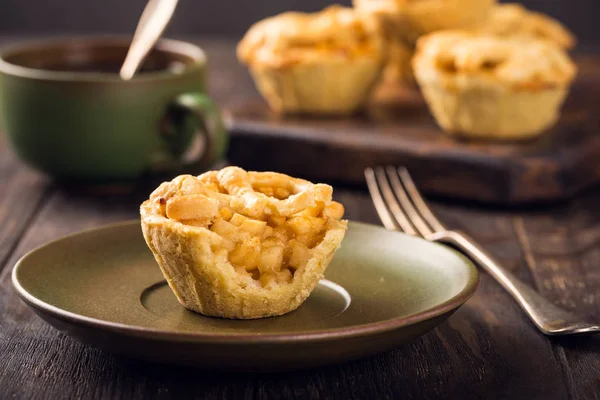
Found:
[3,44,193,75]
[42,59,187,74]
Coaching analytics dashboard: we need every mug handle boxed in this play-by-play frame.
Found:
[162,92,228,171]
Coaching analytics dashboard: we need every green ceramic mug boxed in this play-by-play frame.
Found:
[0,37,228,181]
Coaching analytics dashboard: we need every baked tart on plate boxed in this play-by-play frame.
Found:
[140,167,348,319]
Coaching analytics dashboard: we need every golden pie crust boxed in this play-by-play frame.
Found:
[237,5,385,114]
[413,31,577,139]
[479,3,576,50]
[140,167,348,319]
[353,0,497,43]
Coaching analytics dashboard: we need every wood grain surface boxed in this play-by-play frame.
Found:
[228,57,600,205]
[0,39,599,400]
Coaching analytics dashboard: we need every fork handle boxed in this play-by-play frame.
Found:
[433,230,582,335]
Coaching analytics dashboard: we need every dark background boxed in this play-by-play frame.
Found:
[0,0,598,48]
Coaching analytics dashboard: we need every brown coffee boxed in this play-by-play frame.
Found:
[4,45,189,75]
[41,58,186,74]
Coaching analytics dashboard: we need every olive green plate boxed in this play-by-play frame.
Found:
[12,221,478,371]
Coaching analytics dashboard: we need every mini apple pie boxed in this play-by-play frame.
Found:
[413,31,577,140]
[479,3,576,50]
[237,5,386,115]
[140,167,348,319]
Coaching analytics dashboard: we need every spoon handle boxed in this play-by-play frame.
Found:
[120,0,179,80]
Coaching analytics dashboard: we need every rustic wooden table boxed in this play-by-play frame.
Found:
[0,38,599,399]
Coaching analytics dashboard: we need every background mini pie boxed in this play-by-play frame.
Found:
[237,5,386,115]
[352,0,496,89]
[478,3,576,50]
[412,31,577,140]
[140,167,348,319]
[353,0,497,43]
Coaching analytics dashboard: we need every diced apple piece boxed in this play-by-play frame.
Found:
[289,239,311,269]
[276,268,293,284]
[259,273,276,287]
[218,207,234,221]
[287,215,325,247]
[240,219,267,235]
[258,244,284,275]
[262,226,274,239]
[229,213,248,227]
[210,219,241,242]
[272,226,290,243]
[221,237,236,252]
[229,237,261,270]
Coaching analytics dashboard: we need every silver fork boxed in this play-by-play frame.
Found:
[365,166,600,335]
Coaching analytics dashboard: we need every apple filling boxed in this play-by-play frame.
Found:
[150,167,345,288]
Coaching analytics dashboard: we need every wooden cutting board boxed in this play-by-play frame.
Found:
[225,57,600,205]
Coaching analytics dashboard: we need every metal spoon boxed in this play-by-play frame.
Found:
[120,0,179,80]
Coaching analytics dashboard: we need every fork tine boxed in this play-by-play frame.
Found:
[364,168,398,231]
[386,166,434,237]
[397,167,445,232]
[373,167,418,236]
